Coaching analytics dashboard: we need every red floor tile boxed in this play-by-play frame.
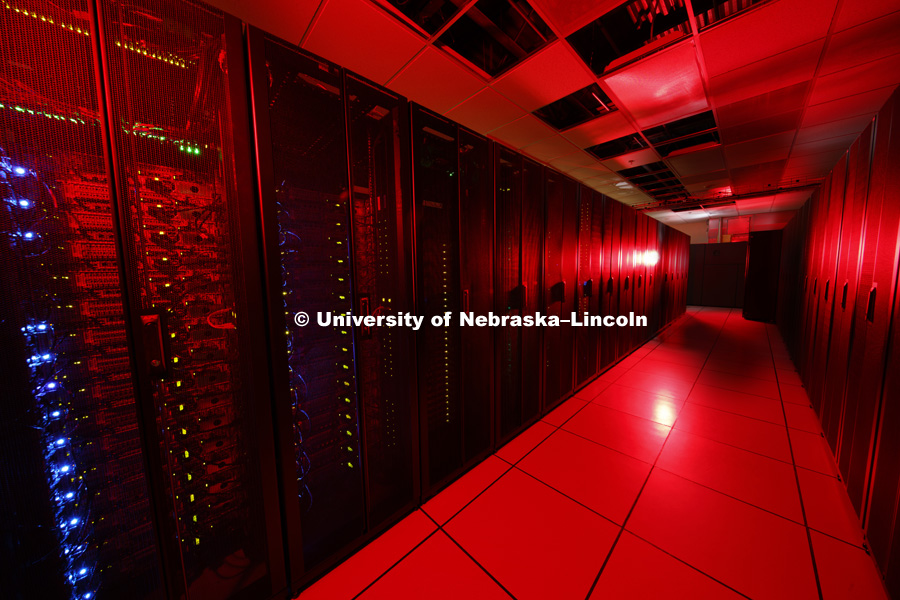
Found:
[518,430,651,524]
[423,457,511,525]
[789,429,839,477]
[592,384,682,426]
[646,346,709,367]
[446,469,618,600]
[495,420,555,464]
[627,358,702,383]
[781,383,812,406]
[357,532,510,600]
[598,363,630,382]
[697,369,781,400]
[574,378,612,401]
[613,369,696,401]
[562,403,671,463]
[542,396,589,427]
[589,532,745,599]
[811,531,891,600]
[704,358,777,381]
[687,384,786,426]
[798,468,866,547]
[299,510,436,600]
[627,470,819,600]
[674,401,792,462]
[657,429,804,522]
[777,368,803,386]
[785,403,823,434]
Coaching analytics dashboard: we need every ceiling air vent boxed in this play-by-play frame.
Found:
[566,0,691,75]
[380,0,467,35]
[437,0,555,77]
[585,134,647,161]
[692,0,769,29]
[618,161,690,202]
[533,84,617,131]
[642,111,720,157]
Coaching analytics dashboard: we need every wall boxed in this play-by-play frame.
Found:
[777,86,900,596]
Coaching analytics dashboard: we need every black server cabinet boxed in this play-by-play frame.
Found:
[0,2,166,598]
[618,207,636,359]
[410,106,493,494]
[839,103,898,514]
[821,128,872,451]
[495,148,543,442]
[248,34,417,588]
[97,3,287,598]
[600,198,621,370]
[543,171,578,410]
[632,213,648,348]
[458,130,495,465]
[575,187,602,387]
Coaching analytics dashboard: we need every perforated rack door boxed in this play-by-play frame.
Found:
[96,1,284,597]
[411,106,463,491]
[0,1,163,598]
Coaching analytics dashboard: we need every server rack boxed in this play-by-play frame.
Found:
[495,148,544,443]
[599,198,620,369]
[618,206,636,359]
[410,105,494,495]
[97,3,288,598]
[543,171,578,411]
[575,186,602,387]
[247,31,418,590]
[0,2,166,597]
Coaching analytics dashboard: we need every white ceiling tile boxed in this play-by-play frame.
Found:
[211,0,321,43]
[700,0,838,77]
[601,148,662,171]
[819,10,900,76]
[724,132,795,169]
[796,114,875,144]
[668,147,726,178]
[833,1,900,32]
[303,0,425,84]
[492,41,595,112]
[444,88,527,133]
[549,151,601,171]
[490,114,557,149]
[387,47,485,114]
[602,40,708,129]
[707,40,823,108]
[561,111,636,148]
[809,53,900,106]
[803,87,895,126]
[521,135,583,162]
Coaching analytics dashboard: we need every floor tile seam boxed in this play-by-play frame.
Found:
[349,526,444,600]
[511,465,624,529]
[426,460,517,531]
[766,325,825,600]
[690,379,782,401]
[587,393,687,428]
[422,511,519,600]
[620,530,755,599]
[668,423,806,470]
[581,309,732,599]
[683,398,786,427]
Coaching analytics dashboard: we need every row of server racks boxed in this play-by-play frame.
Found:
[0,1,689,599]
[777,85,900,596]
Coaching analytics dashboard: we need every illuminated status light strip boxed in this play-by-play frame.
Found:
[114,41,191,69]
[2,3,193,68]
[0,103,203,155]
[4,161,95,600]
[4,2,90,36]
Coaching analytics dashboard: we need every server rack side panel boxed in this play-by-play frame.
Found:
[839,98,896,510]
[411,107,463,491]
[0,2,167,597]
[249,36,368,574]
[99,3,288,597]
[458,129,494,463]
[345,75,419,527]
[575,186,600,386]
[822,128,872,452]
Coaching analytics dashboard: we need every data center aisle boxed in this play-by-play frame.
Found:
[297,307,888,600]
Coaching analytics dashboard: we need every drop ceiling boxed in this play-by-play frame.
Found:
[209,0,900,235]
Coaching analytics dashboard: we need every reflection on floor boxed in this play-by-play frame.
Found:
[298,307,889,599]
